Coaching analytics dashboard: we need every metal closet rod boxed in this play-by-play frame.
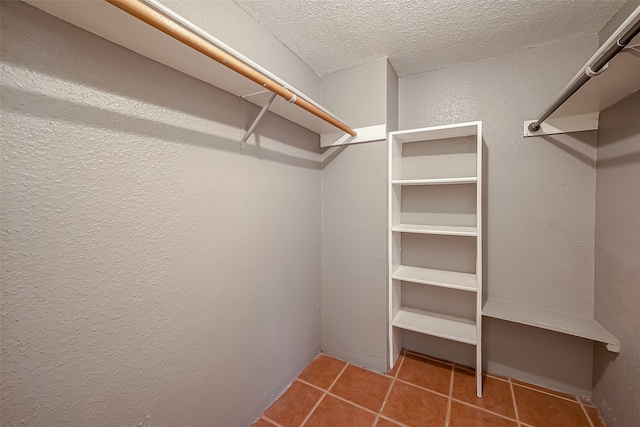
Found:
[105,0,357,137]
[528,7,640,132]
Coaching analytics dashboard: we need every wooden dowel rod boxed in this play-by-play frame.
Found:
[105,0,357,137]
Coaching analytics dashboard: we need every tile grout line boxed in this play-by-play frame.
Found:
[451,397,519,423]
[300,371,520,426]
[398,350,587,406]
[298,391,326,427]
[297,377,411,427]
[379,378,396,414]
[509,379,521,427]
[512,382,581,404]
[578,399,596,427]
[378,354,407,427]
[299,362,349,427]
[382,372,521,423]
[277,353,590,427]
[444,366,454,427]
[380,353,405,411]
[392,376,452,400]
[260,416,283,427]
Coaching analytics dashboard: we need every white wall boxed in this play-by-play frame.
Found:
[398,35,600,395]
[592,91,640,427]
[0,2,321,426]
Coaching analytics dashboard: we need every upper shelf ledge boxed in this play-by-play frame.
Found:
[524,6,640,137]
[26,0,355,138]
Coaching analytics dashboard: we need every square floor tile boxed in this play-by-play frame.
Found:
[513,385,591,427]
[396,353,452,395]
[449,401,517,427]
[452,367,516,419]
[263,380,323,427]
[376,418,403,427]
[304,395,376,427]
[298,354,347,390]
[381,381,448,427]
[330,364,393,412]
[584,405,607,427]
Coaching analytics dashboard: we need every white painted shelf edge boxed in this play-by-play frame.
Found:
[391,224,477,236]
[482,298,620,352]
[392,265,477,292]
[392,307,477,345]
[391,177,478,186]
[551,34,640,119]
[390,121,481,143]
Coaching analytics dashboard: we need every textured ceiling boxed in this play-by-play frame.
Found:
[234,0,626,77]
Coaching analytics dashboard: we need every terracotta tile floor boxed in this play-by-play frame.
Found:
[253,351,607,427]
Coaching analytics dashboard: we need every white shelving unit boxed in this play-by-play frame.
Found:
[388,121,483,397]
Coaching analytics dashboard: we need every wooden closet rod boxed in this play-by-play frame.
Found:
[105,0,357,137]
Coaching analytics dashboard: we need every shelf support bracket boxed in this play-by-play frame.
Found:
[523,112,599,137]
[240,92,277,154]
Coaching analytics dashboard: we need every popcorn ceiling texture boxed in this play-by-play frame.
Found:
[1,2,322,426]
[234,0,625,76]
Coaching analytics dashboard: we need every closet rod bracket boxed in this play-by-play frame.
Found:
[240,92,277,154]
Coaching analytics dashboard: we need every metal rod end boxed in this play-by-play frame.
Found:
[528,123,541,133]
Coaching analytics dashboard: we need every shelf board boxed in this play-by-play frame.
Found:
[392,265,477,292]
[553,33,640,118]
[392,177,477,186]
[390,122,481,143]
[482,298,620,352]
[392,224,477,237]
[392,307,477,345]
[25,0,345,136]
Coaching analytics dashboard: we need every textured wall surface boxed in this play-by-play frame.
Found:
[1,2,321,426]
[599,0,640,46]
[592,91,640,427]
[319,59,393,373]
[399,35,599,395]
[320,141,388,373]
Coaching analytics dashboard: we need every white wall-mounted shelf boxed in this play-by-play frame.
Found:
[391,224,477,237]
[523,24,640,137]
[392,307,477,345]
[552,34,640,120]
[25,0,351,138]
[482,298,620,352]
[390,122,480,143]
[392,266,477,292]
[389,121,483,397]
[392,178,478,186]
